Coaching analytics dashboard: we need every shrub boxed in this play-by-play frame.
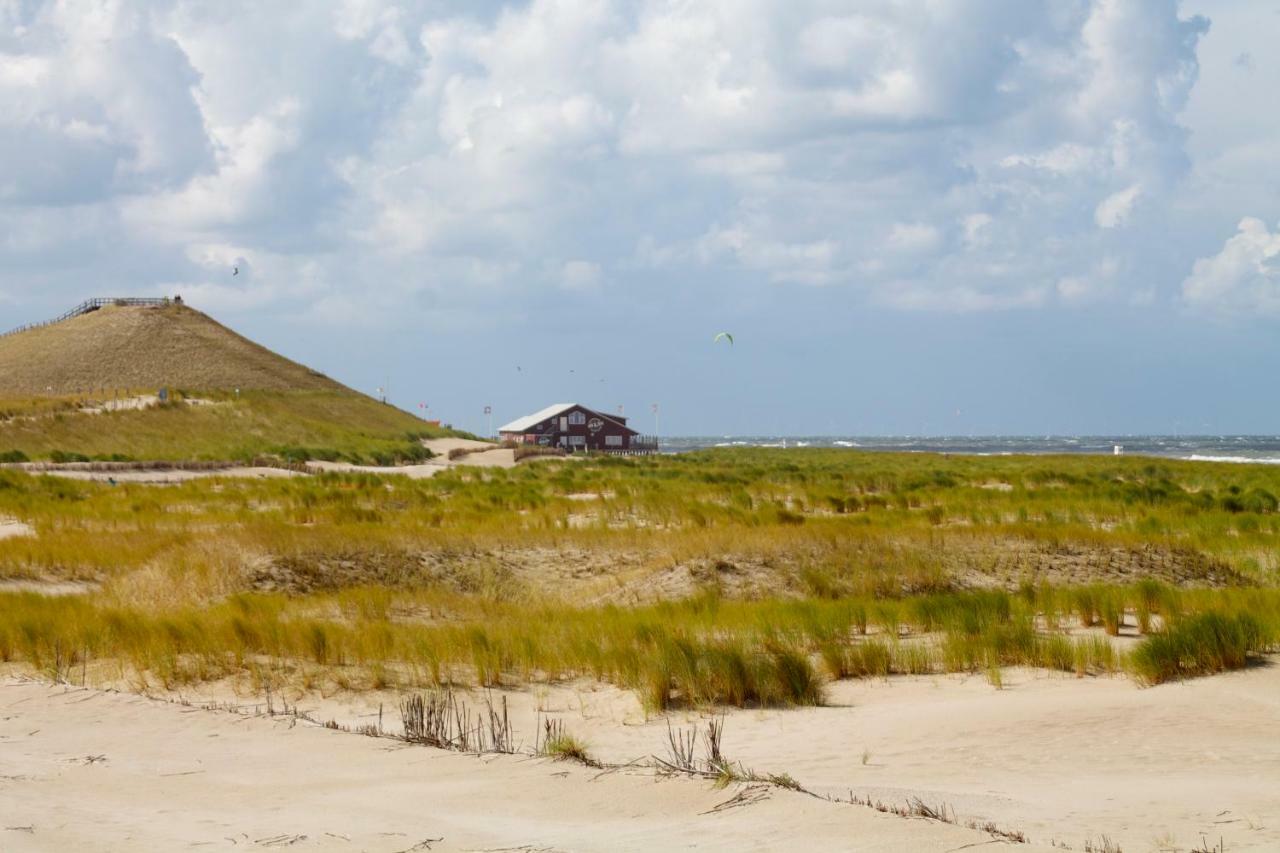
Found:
[0,450,28,463]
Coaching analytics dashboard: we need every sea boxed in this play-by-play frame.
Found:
[657,435,1280,465]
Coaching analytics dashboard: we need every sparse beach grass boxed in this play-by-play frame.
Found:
[3,581,1276,707]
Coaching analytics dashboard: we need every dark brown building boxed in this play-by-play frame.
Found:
[498,403,657,453]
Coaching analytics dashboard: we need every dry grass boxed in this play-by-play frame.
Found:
[0,302,339,395]
[0,302,457,462]
[1,451,1279,707]
[0,391,449,463]
[3,581,1275,707]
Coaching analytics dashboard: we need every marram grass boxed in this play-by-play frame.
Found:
[4,584,1276,709]
[3,449,1280,708]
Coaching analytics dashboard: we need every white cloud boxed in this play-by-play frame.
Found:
[1094,184,1142,228]
[1182,218,1280,315]
[0,0,1225,324]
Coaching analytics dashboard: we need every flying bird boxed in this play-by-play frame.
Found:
[233,266,239,276]
[713,332,734,346]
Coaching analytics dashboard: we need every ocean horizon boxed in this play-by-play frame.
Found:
[656,434,1280,464]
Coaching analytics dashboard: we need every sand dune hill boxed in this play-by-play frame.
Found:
[0,301,342,395]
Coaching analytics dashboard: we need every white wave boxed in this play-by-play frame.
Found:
[1185,454,1280,465]
[833,440,859,448]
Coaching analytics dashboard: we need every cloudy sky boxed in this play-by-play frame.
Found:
[2,0,1278,436]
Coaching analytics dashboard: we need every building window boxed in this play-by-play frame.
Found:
[569,435,585,446]
[568,411,586,425]
[605,435,623,447]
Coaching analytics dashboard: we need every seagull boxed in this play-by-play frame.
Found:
[233,266,239,276]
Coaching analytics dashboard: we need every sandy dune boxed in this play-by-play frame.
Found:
[0,680,1037,853]
[420,438,499,457]
[303,439,516,479]
[159,663,1280,852]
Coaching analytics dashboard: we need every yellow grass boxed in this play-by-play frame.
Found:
[0,302,339,395]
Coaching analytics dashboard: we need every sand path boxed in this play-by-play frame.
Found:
[4,439,518,484]
[29,466,304,483]
[304,439,516,479]
[0,680,1035,852]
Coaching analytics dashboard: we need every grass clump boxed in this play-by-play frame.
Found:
[537,718,595,765]
[1130,611,1270,684]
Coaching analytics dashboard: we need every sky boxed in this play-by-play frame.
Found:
[2,0,1279,437]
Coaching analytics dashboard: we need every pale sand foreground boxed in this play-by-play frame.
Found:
[0,681,1041,853]
[161,663,1280,851]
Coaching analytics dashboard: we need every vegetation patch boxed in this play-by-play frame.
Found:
[1130,610,1270,684]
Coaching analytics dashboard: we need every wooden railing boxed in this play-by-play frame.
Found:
[1,297,177,339]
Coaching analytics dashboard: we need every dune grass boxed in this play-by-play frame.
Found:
[0,390,451,463]
[1,448,1278,597]
[4,583,1276,709]
[2,449,1280,707]
[1129,610,1267,684]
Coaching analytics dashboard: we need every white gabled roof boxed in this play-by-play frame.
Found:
[498,403,576,434]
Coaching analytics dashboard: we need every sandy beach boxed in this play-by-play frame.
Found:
[0,678,1051,853]
[3,664,1275,851]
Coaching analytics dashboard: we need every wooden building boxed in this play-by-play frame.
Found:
[498,403,657,453]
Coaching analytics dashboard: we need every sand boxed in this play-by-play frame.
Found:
[304,440,518,478]
[0,679,1036,853]
[0,519,34,540]
[29,466,305,483]
[3,439,543,485]
[149,663,1280,852]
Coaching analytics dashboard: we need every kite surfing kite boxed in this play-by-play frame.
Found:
[713,332,734,346]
